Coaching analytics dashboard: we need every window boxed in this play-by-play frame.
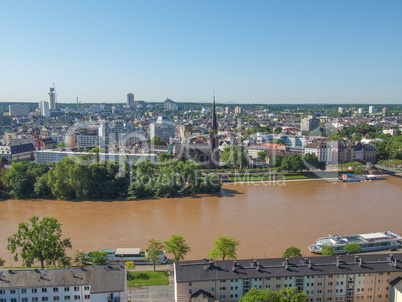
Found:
[189,282,192,286]
[377,295,382,299]
[266,278,270,281]
[0,299,6,302]
[84,286,89,291]
[328,282,333,286]
[220,280,227,283]
[318,282,323,287]
[64,297,70,301]
[74,287,79,292]
[317,290,322,294]
[220,287,226,291]
[219,295,226,299]
[0,291,4,294]
[74,296,80,300]
[189,290,192,295]
[42,298,48,301]
[64,288,70,292]
[276,277,281,281]
[53,297,59,301]
[42,289,47,293]
[22,299,28,302]
[379,273,383,276]
[32,289,37,294]
[11,299,17,302]
[10,290,16,294]
[378,280,383,284]
[84,296,90,300]
[266,285,270,289]
[378,287,382,291]
[276,284,281,289]
[328,290,332,294]
[32,298,39,302]
[53,288,59,293]
[21,289,27,294]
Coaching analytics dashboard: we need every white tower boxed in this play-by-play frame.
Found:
[49,87,56,110]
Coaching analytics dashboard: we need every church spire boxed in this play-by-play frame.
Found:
[212,91,217,132]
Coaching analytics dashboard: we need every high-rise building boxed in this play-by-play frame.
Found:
[358,108,364,114]
[300,115,320,132]
[383,107,388,116]
[369,106,377,114]
[235,106,243,114]
[225,107,231,115]
[8,105,30,117]
[41,101,49,118]
[48,87,56,110]
[149,116,176,143]
[338,107,344,114]
[164,98,179,110]
[127,93,134,107]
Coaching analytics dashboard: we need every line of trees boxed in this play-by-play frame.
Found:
[281,153,326,172]
[0,156,221,201]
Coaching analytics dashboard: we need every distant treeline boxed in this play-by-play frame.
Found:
[0,157,221,201]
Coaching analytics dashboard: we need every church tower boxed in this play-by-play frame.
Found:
[209,92,219,168]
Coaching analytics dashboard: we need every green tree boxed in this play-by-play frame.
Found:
[208,235,239,260]
[280,156,291,172]
[343,242,362,254]
[0,257,5,267]
[258,151,268,161]
[274,127,283,134]
[7,216,72,269]
[221,146,249,168]
[239,287,280,302]
[146,239,165,271]
[279,287,308,302]
[321,245,336,256]
[150,136,167,146]
[282,246,302,258]
[164,235,191,262]
[74,250,87,267]
[90,251,109,265]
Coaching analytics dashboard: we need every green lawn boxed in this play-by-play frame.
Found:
[127,271,169,287]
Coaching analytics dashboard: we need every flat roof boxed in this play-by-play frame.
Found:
[115,248,141,255]
[360,232,389,240]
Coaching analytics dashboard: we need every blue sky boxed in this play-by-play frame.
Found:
[0,0,401,104]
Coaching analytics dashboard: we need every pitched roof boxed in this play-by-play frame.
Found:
[0,265,125,293]
[175,253,402,283]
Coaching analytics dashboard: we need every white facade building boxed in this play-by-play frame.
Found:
[48,87,56,110]
[0,265,126,302]
[41,101,50,118]
[149,116,176,143]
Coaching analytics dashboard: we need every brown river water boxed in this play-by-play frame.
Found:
[1,177,401,266]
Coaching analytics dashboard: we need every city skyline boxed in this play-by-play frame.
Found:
[1,0,402,104]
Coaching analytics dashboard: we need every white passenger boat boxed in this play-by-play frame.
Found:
[308,231,402,254]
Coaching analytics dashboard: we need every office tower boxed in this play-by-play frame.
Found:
[41,101,50,118]
[300,115,320,132]
[149,117,176,143]
[369,106,377,114]
[48,87,56,110]
[127,93,134,107]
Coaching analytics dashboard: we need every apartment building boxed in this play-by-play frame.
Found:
[0,265,126,302]
[149,116,176,143]
[9,105,30,117]
[175,253,402,302]
[35,150,157,164]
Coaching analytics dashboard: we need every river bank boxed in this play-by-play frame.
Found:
[1,177,401,267]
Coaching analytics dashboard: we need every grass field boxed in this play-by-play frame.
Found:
[127,271,169,287]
